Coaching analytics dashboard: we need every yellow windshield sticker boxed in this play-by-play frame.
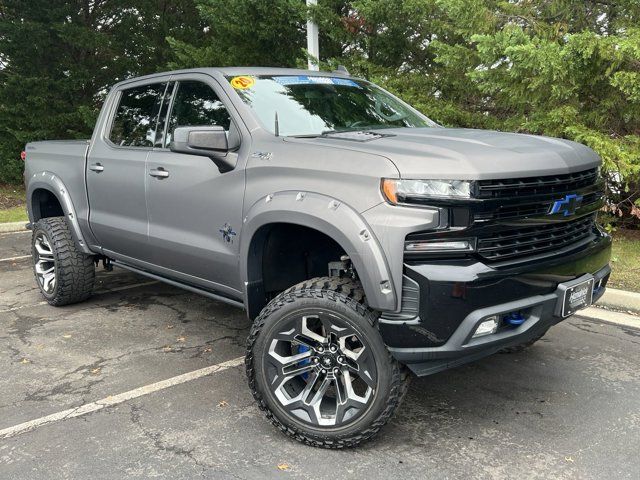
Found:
[231,76,255,89]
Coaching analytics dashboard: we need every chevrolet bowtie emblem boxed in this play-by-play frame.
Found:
[549,193,583,217]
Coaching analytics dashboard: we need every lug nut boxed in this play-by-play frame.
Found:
[317,346,324,353]
[313,358,319,364]
[333,367,339,375]
[330,345,337,353]
[338,355,344,362]
[321,369,327,374]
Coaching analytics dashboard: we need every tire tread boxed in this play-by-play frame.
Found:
[245,276,409,449]
[32,217,94,306]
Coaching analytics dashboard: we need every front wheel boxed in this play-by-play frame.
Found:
[246,277,409,448]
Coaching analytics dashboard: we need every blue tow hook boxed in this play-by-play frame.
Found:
[504,312,526,327]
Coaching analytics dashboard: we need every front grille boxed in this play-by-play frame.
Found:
[477,214,596,261]
[405,168,604,264]
[477,168,598,198]
[474,191,603,222]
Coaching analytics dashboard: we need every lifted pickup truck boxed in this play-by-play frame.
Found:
[24,67,611,448]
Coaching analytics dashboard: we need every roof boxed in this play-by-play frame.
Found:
[213,66,351,77]
[112,66,353,88]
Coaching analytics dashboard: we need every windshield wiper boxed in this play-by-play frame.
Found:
[288,126,397,138]
[289,128,365,138]
[288,133,324,138]
[288,129,340,138]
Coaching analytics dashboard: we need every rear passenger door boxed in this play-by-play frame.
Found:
[87,80,170,262]
[145,75,247,296]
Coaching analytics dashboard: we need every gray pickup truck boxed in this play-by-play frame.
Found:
[24,67,611,448]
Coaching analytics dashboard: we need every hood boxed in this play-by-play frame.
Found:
[286,127,600,180]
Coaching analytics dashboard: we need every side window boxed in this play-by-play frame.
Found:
[165,81,231,147]
[109,83,167,147]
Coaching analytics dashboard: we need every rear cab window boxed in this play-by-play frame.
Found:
[109,83,167,147]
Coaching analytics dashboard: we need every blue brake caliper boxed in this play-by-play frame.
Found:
[297,344,311,380]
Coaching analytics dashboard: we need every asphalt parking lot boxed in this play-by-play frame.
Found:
[1,230,639,479]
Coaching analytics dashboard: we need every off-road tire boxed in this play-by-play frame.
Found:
[31,216,95,306]
[499,331,547,354]
[246,276,410,449]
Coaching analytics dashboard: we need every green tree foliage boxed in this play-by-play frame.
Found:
[0,0,204,184]
[167,0,307,68]
[1,0,638,225]
[312,0,640,225]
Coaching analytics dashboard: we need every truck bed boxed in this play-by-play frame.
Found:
[24,139,91,233]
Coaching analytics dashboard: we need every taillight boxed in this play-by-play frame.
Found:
[20,150,26,161]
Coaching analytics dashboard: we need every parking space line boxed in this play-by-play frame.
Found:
[0,254,30,262]
[0,356,244,440]
[0,281,160,314]
[0,301,49,313]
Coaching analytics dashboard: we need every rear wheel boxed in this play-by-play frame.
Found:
[246,277,409,448]
[31,217,95,306]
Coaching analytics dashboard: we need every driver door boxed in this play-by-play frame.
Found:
[145,75,246,297]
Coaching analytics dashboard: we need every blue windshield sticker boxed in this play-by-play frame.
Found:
[274,76,360,88]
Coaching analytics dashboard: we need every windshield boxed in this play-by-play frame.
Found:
[226,75,437,136]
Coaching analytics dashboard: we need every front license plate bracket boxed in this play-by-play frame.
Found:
[555,275,595,317]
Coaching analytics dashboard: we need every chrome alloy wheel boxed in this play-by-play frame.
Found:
[265,313,377,427]
[33,232,56,294]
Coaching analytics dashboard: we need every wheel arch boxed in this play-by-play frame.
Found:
[240,191,396,319]
[27,172,92,254]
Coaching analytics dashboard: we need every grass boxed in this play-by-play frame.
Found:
[0,183,27,224]
[0,205,27,223]
[609,229,640,293]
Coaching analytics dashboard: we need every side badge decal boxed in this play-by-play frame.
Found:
[219,223,237,243]
[251,151,273,161]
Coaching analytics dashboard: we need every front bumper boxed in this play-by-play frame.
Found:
[378,232,612,376]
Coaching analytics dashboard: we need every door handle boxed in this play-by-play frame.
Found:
[89,163,104,172]
[149,168,169,179]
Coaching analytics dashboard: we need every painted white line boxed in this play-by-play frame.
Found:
[0,230,30,237]
[0,301,49,314]
[0,254,30,263]
[0,356,244,440]
[0,281,160,314]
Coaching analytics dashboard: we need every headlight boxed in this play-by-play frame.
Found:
[382,178,472,205]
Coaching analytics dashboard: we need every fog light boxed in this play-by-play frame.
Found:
[473,316,499,338]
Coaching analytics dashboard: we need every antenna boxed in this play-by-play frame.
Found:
[274,112,280,137]
[335,65,350,76]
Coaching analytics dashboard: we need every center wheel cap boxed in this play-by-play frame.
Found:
[320,355,335,368]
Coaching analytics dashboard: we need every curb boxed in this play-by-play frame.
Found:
[597,287,640,314]
[0,222,28,233]
[580,306,639,328]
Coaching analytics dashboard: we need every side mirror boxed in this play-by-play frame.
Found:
[170,126,237,173]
